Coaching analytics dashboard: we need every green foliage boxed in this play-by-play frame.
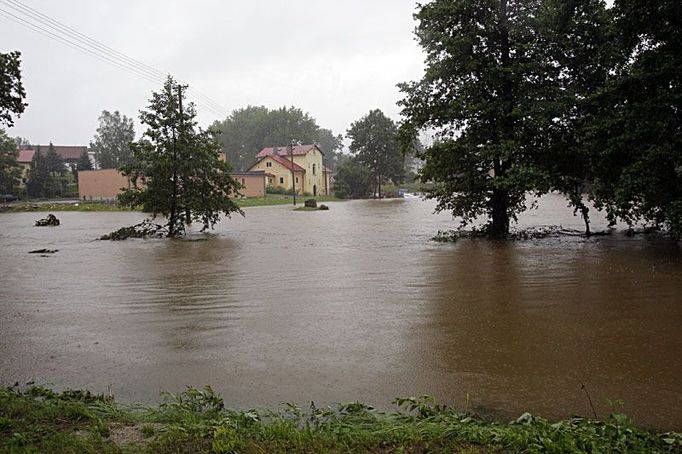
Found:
[210,105,343,171]
[26,143,68,199]
[0,51,26,127]
[332,155,373,199]
[90,110,135,169]
[0,127,21,194]
[1,385,679,453]
[347,109,404,198]
[586,0,682,237]
[399,0,558,237]
[119,76,244,236]
[76,149,93,171]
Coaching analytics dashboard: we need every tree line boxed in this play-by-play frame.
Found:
[398,0,681,238]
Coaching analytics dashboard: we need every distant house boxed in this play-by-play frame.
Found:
[248,144,331,196]
[77,169,269,200]
[16,148,35,184]
[78,169,132,200]
[18,145,90,171]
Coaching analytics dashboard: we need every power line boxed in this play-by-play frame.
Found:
[0,0,230,117]
[0,0,231,118]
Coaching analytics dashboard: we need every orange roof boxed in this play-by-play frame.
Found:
[255,144,321,158]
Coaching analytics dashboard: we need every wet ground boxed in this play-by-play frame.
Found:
[0,194,680,429]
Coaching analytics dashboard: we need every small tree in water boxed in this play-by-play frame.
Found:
[119,76,243,237]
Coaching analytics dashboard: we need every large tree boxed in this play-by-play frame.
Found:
[0,128,20,194]
[0,51,26,128]
[211,106,343,171]
[332,155,374,199]
[533,0,615,235]
[587,0,682,237]
[90,110,135,169]
[120,76,243,237]
[399,0,561,237]
[346,109,403,198]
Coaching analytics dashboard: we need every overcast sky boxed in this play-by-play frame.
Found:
[1,0,425,146]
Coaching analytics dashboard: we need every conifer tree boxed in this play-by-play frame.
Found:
[120,76,243,237]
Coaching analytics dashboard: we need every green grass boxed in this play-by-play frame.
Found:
[1,201,135,212]
[0,196,343,213]
[0,386,679,453]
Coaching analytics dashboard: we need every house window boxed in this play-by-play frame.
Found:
[266,161,272,167]
[295,177,299,183]
[241,178,245,185]
[279,176,284,184]
[269,177,273,184]
[312,163,316,175]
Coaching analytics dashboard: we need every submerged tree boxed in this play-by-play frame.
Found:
[534,0,615,235]
[587,0,682,237]
[119,76,243,237]
[90,110,135,169]
[346,109,403,198]
[399,0,564,237]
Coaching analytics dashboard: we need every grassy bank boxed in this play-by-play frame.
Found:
[1,386,679,453]
[1,196,343,213]
[235,194,341,208]
[0,202,134,213]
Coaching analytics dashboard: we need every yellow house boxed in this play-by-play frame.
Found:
[248,144,331,196]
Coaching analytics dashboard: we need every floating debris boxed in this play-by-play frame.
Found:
[35,214,60,227]
[28,249,58,254]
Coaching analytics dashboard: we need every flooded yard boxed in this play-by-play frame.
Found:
[1,195,681,429]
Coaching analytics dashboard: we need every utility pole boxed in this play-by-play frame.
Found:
[177,84,191,225]
[289,140,296,206]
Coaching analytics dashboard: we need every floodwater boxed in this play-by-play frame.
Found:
[0,194,681,430]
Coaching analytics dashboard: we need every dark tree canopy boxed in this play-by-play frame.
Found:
[210,106,343,171]
[0,51,27,127]
[400,0,556,237]
[587,0,682,237]
[346,109,403,198]
[0,128,21,194]
[90,110,135,169]
[332,155,374,199]
[76,150,93,171]
[533,0,615,235]
[120,76,243,237]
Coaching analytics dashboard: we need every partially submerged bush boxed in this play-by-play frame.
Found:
[100,220,167,240]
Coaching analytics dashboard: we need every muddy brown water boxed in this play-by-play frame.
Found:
[0,194,680,429]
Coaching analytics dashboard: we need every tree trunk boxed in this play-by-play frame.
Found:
[491,186,509,238]
[490,0,512,239]
[581,205,591,236]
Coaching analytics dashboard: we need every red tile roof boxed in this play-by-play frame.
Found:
[20,145,87,161]
[255,144,321,158]
[17,149,35,163]
[262,154,305,172]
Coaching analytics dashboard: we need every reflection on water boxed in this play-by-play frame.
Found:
[0,194,680,429]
